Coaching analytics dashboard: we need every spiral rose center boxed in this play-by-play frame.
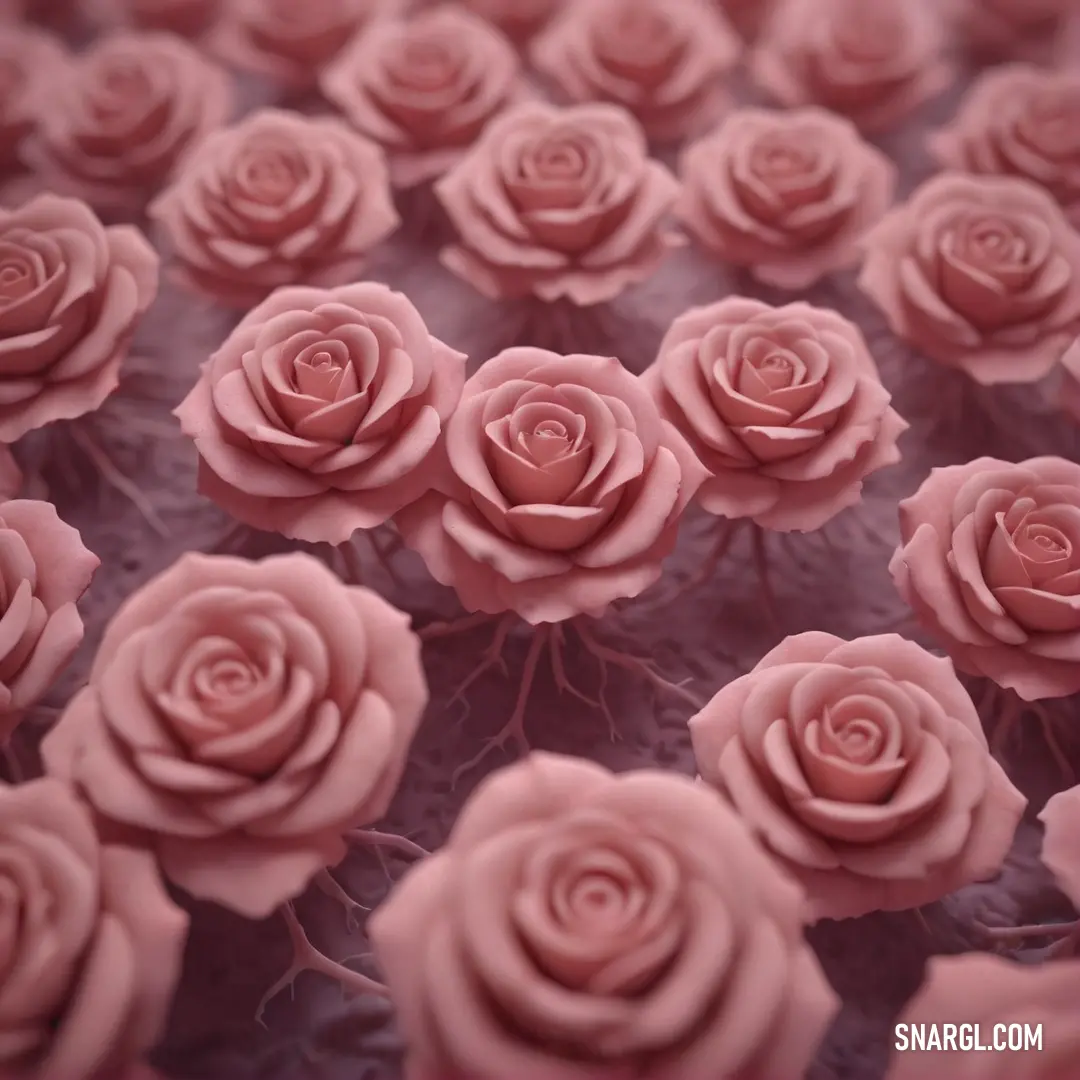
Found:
[236,143,306,204]
[387,37,459,90]
[594,4,679,72]
[530,138,588,180]
[1017,522,1070,561]
[750,138,816,183]
[0,252,36,304]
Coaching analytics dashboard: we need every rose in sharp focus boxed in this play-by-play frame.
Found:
[530,0,740,144]
[148,108,398,310]
[174,282,467,546]
[0,194,159,442]
[395,347,707,625]
[320,4,524,189]
[369,752,840,1080]
[690,632,1026,921]
[41,551,429,918]
[678,106,896,289]
[0,778,188,1080]
[459,0,566,43]
[858,173,1080,384]
[0,24,66,171]
[24,30,233,215]
[751,0,953,134]
[891,456,1080,701]
[435,101,681,306]
[643,298,907,532]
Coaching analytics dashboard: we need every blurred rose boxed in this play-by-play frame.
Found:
[369,752,840,1080]
[0,777,188,1080]
[887,953,1078,1079]
[396,348,707,624]
[930,66,1080,229]
[859,174,1080,384]
[691,632,1026,920]
[0,194,159,442]
[717,0,775,38]
[751,0,953,134]
[0,499,99,743]
[436,102,681,305]
[679,106,896,289]
[1040,784,1080,912]
[91,0,222,36]
[644,299,906,532]
[953,0,1072,58]
[149,108,398,309]
[320,5,523,189]
[1061,337,1080,422]
[0,25,66,171]
[892,456,1080,701]
[175,282,467,545]
[459,0,565,43]
[24,31,233,215]
[42,551,428,918]
[530,0,740,144]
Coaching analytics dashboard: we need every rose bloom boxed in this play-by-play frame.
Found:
[0,778,188,1080]
[679,107,896,289]
[643,298,907,533]
[320,5,524,190]
[42,551,428,919]
[0,25,66,170]
[0,499,99,744]
[174,282,467,546]
[859,173,1080,384]
[0,194,159,443]
[751,0,953,134]
[91,0,222,36]
[148,108,398,310]
[395,348,707,625]
[887,953,1079,1080]
[435,102,681,306]
[459,0,565,43]
[530,0,740,144]
[952,0,1073,58]
[929,66,1080,229]
[369,752,840,1080]
[24,31,233,215]
[213,0,392,89]
[1039,784,1080,914]
[690,632,1026,921]
[891,456,1080,702]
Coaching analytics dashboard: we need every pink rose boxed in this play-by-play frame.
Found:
[320,5,524,190]
[396,348,707,625]
[690,632,1027,921]
[459,0,566,43]
[858,173,1080,385]
[929,66,1080,229]
[212,0,393,89]
[1039,784,1080,913]
[643,298,907,532]
[148,108,398,310]
[530,0,740,144]
[891,456,1080,701]
[0,777,188,1080]
[953,0,1073,58]
[751,0,953,134]
[23,30,233,215]
[435,102,681,305]
[0,194,159,443]
[886,953,1078,1079]
[0,499,99,743]
[91,0,222,36]
[678,106,896,289]
[368,752,840,1080]
[41,551,428,918]
[174,282,467,546]
[0,25,66,170]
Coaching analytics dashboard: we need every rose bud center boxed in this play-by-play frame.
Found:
[0,248,37,304]
[388,36,461,91]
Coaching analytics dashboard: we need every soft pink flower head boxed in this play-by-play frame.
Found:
[0,777,189,1080]
[679,106,896,289]
[0,499,99,743]
[24,30,233,215]
[0,25,66,170]
[91,0,222,36]
[952,0,1073,59]
[435,101,682,306]
[148,108,399,310]
[929,66,1080,230]
[530,0,740,144]
[890,456,1080,701]
[459,0,566,43]
[1060,336,1080,423]
[320,5,525,190]
[643,298,907,533]
[690,631,1026,921]
[42,551,428,919]
[395,347,708,624]
[369,752,840,1080]
[858,173,1080,385]
[0,194,159,442]
[174,282,467,546]
[886,953,1080,1079]
[1039,784,1080,913]
[751,0,953,134]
